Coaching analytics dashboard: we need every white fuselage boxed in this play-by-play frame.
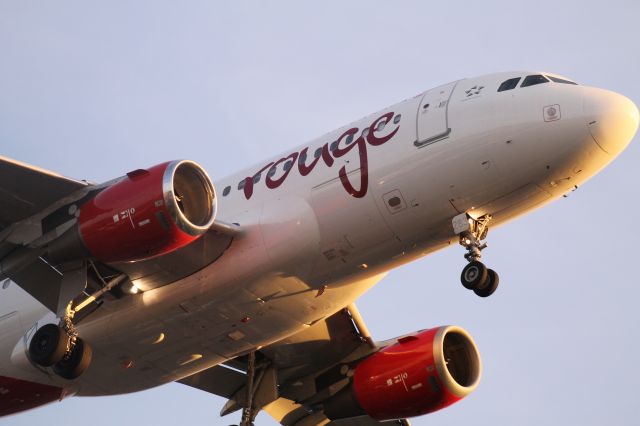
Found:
[0,71,636,399]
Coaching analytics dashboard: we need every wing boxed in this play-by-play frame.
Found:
[179,302,411,426]
[0,156,88,259]
[0,156,89,230]
[0,157,236,315]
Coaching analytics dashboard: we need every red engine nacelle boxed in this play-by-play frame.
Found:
[324,326,481,421]
[50,160,216,263]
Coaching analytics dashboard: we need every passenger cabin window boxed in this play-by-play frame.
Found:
[546,75,578,85]
[521,75,549,87]
[298,151,307,164]
[222,186,231,196]
[497,77,521,92]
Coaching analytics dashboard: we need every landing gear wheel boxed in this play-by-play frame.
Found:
[461,261,488,290]
[29,324,69,367]
[53,338,92,380]
[474,269,499,298]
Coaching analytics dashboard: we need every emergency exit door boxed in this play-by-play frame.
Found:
[416,80,459,146]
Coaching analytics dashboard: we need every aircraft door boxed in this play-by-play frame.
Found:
[416,80,460,146]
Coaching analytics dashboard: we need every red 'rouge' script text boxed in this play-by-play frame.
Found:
[241,112,400,200]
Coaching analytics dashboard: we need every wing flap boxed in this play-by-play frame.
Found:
[178,364,246,400]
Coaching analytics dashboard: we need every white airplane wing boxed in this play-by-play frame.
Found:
[0,156,236,314]
[179,302,411,426]
[0,156,89,254]
[0,156,89,228]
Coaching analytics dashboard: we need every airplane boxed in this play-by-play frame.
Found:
[0,70,637,425]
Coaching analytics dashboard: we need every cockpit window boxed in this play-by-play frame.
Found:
[498,77,521,92]
[546,75,578,85]
[521,75,549,88]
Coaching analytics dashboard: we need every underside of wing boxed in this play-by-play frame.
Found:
[178,301,412,426]
[0,157,237,316]
[0,156,88,230]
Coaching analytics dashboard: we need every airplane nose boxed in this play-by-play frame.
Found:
[583,88,639,155]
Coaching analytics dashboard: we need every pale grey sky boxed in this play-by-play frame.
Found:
[1,1,639,425]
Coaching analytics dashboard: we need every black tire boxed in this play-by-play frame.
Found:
[53,338,92,380]
[29,324,69,367]
[474,269,499,297]
[461,261,488,290]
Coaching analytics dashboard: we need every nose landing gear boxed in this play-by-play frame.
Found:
[453,213,500,297]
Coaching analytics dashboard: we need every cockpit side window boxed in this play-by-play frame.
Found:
[497,77,521,92]
[521,75,549,87]
[546,75,578,85]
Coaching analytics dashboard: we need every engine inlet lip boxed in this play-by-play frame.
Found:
[162,160,217,237]
[433,325,482,398]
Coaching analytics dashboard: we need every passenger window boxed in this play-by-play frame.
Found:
[298,151,307,164]
[284,160,293,171]
[253,174,260,184]
[330,141,338,152]
[267,166,277,178]
[362,127,370,138]
[497,77,521,92]
[222,186,231,196]
[546,75,578,85]
[521,75,549,87]
[238,180,246,190]
[314,147,322,158]
[346,134,354,145]
[393,114,401,124]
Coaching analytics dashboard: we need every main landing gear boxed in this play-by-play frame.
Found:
[453,213,500,297]
[28,304,92,380]
[239,351,257,426]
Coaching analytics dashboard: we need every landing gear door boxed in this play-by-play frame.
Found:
[416,80,460,146]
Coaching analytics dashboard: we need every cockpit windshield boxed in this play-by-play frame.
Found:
[546,75,578,85]
[521,74,549,87]
[497,74,578,92]
[497,77,521,92]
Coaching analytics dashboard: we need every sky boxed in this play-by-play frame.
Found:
[1,1,639,425]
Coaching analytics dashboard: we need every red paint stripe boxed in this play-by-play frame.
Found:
[0,376,63,417]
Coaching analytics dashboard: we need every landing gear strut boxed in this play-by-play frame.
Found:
[28,303,92,379]
[453,213,500,297]
[28,274,127,379]
[240,351,257,426]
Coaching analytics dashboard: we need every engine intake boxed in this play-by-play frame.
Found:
[162,160,216,236]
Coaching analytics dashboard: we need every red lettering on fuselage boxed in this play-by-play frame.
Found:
[242,112,399,200]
